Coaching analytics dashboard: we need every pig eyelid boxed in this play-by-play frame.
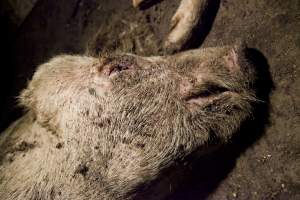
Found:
[190,82,229,98]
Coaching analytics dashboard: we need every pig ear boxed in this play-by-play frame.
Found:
[224,40,247,73]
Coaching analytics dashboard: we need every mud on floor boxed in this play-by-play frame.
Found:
[0,0,299,199]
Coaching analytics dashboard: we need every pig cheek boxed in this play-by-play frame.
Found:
[92,76,112,97]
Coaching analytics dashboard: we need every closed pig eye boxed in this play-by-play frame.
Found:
[192,84,229,98]
[181,81,232,109]
[184,82,229,100]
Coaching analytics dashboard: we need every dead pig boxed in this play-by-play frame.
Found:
[0,43,258,199]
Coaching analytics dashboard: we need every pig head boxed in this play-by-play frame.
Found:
[0,43,258,199]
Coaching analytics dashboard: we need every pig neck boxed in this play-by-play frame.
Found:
[1,110,210,199]
[35,118,118,199]
[0,114,114,199]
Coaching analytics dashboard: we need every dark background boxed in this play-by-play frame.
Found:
[0,0,299,199]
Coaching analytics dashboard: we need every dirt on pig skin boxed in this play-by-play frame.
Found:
[0,0,299,199]
[1,44,259,199]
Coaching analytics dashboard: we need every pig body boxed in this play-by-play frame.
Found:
[0,45,257,199]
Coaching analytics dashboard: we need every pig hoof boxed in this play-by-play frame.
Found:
[165,0,207,53]
[132,0,143,7]
[132,0,150,8]
[132,0,157,9]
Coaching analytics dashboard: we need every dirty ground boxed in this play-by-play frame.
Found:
[0,0,299,199]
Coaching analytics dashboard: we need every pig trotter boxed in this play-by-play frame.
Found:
[132,0,154,8]
[165,0,210,52]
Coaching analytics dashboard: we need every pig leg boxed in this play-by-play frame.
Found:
[132,0,211,52]
[165,0,210,52]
